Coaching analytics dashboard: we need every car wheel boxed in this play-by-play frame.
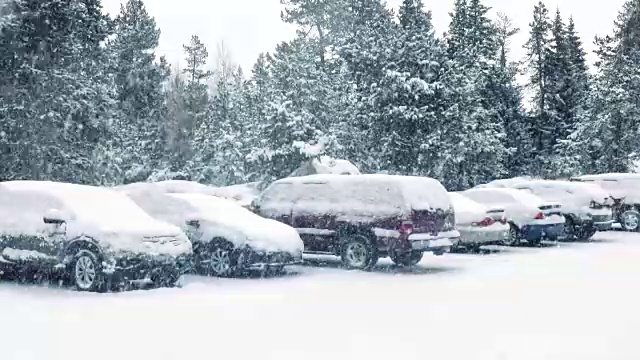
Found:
[391,250,423,267]
[563,217,576,241]
[503,224,521,246]
[578,228,596,242]
[70,249,104,292]
[621,210,640,232]
[341,235,377,270]
[151,269,181,288]
[196,238,235,277]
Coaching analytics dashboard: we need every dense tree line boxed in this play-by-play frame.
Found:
[1,0,639,190]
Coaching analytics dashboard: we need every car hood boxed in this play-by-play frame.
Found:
[72,219,192,258]
[196,216,303,255]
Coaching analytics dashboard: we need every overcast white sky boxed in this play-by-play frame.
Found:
[103,0,626,72]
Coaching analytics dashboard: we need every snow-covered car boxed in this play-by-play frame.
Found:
[115,183,304,276]
[508,180,614,240]
[448,192,509,251]
[140,179,261,209]
[252,174,459,269]
[0,181,192,292]
[474,176,535,189]
[461,188,565,246]
[570,173,640,231]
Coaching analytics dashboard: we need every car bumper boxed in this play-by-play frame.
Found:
[407,230,459,252]
[521,223,564,241]
[236,249,303,270]
[103,253,187,283]
[457,225,510,245]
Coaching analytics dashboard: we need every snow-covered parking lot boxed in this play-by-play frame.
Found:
[2,232,640,360]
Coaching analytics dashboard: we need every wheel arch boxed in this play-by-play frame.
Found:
[335,223,377,248]
[64,236,104,259]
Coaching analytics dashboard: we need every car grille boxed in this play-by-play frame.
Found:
[143,236,182,246]
[591,214,612,223]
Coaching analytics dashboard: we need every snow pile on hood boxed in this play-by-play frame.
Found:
[449,192,488,225]
[167,193,303,254]
[116,183,302,254]
[0,181,190,257]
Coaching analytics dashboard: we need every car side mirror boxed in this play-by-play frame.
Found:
[43,208,66,225]
[249,199,259,211]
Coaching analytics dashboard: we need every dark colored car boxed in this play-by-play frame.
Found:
[0,181,192,292]
[251,174,459,270]
[570,174,640,232]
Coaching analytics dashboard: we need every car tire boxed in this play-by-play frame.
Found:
[503,224,521,247]
[69,249,105,292]
[620,210,640,232]
[578,228,596,242]
[195,238,236,277]
[563,217,576,241]
[390,250,423,267]
[340,235,377,270]
[151,268,181,288]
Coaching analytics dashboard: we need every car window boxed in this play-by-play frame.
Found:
[0,188,68,233]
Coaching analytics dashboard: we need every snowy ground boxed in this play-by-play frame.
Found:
[1,232,640,360]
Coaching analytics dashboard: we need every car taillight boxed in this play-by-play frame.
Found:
[473,217,495,227]
[399,221,413,234]
[534,212,545,219]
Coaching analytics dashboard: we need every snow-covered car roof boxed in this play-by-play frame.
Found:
[474,176,535,189]
[147,180,219,195]
[572,173,640,181]
[0,181,187,255]
[571,173,640,202]
[116,184,302,253]
[511,180,610,199]
[463,187,546,206]
[116,180,260,208]
[448,192,489,224]
[270,174,452,211]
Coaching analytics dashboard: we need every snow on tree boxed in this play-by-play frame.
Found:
[246,37,339,184]
[439,0,509,189]
[105,0,171,184]
[0,0,116,183]
[567,0,640,173]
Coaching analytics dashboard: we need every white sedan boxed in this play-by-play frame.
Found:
[116,183,304,277]
[461,187,565,246]
[448,192,510,251]
[0,181,192,291]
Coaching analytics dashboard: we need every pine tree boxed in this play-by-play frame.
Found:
[568,0,640,173]
[107,0,171,184]
[246,37,341,183]
[0,0,116,183]
[440,0,509,188]
[280,0,347,66]
[494,13,533,176]
[524,1,554,173]
[335,0,401,172]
